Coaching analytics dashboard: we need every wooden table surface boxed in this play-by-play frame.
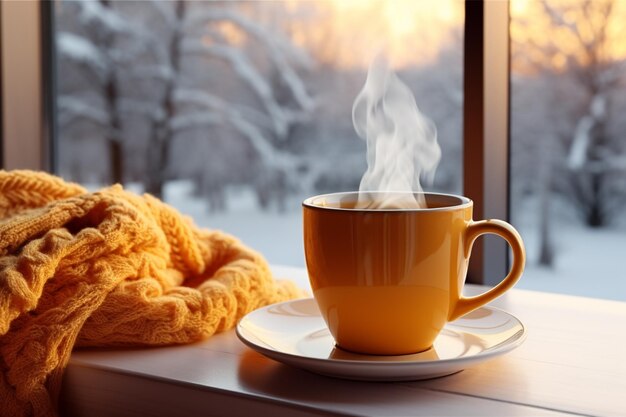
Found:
[61,266,626,417]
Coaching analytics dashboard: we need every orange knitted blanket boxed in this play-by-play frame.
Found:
[0,170,303,416]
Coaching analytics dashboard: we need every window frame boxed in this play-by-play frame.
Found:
[463,0,511,285]
[0,0,54,171]
[0,0,511,285]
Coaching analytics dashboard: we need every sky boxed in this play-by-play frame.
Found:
[272,0,626,71]
[280,0,464,69]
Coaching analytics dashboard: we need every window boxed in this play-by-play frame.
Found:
[52,0,464,267]
[7,1,620,300]
[510,0,626,301]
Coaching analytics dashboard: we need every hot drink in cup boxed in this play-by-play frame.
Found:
[303,191,525,355]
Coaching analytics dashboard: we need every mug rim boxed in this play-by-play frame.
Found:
[302,191,472,212]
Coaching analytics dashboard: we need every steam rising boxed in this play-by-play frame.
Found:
[352,57,441,208]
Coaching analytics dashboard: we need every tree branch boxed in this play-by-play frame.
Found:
[182,39,290,137]
[57,96,109,129]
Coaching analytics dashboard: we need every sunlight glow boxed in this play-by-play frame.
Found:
[510,0,626,74]
[286,0,463,69]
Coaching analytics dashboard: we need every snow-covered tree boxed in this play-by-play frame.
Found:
[170,1,316,205]
[513,0,626,230]
[57,0,315,203]
[57,0,135,184]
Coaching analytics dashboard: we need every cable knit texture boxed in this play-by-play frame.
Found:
[0,170,304,417]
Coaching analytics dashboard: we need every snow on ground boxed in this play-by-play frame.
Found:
[514,222,626,301]
[511,196,626,301]
[162,180,626,302]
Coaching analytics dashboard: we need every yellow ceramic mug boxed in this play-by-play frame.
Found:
[303,191,525,355]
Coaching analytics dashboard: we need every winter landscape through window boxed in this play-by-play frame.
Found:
[53,0,626,301]
[510,0,626,300]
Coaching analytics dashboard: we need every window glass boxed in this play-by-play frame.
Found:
[55,0,464,267]
[510,0,626,300]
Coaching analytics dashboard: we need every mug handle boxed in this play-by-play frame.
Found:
[449,219,526,321]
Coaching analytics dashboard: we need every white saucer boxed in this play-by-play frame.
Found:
[236,298,526,381]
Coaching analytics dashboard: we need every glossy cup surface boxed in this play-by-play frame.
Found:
[303,191,525,355]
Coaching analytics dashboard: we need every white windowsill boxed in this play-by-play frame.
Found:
[61,265,626,417]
